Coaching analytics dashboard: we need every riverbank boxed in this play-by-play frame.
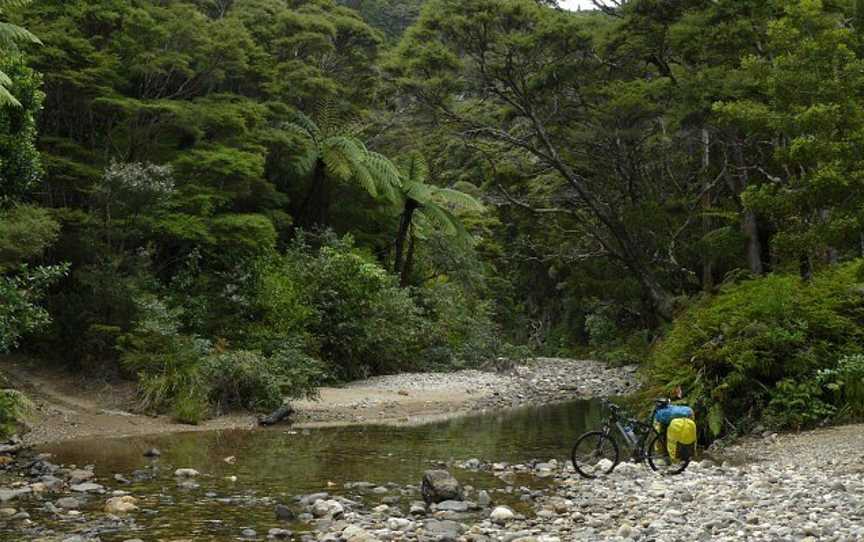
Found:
[3,357,638,445]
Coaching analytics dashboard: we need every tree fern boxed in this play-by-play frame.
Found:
[283,105,403,226]
[393,150,485,285]
[0,0,40,107]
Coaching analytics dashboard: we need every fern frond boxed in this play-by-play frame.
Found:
[364,151,402,204]
[322,137,363,183]
[315,97,340,137]
[399,151,429,184]
[0,22,41,45]
[432,187,484,212]
[0,78,20,107]
[451,180,484,198]
[293,149,320,177]
[0,0,35,9]
[417,204,459,237]
[350,160,378,199]
[412,208,434,240]
[404,180,434,204]
[284,111,320,142]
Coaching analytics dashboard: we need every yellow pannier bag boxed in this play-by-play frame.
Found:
[653,422,665,454]
[666,417,697,461]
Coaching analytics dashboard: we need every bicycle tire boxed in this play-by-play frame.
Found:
[571,431,620,479]
[646,431,690,475]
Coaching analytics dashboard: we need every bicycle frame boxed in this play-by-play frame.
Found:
[601,401,665,455]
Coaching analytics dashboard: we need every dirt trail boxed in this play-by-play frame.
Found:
[2,358,257,445]
[1,362,509,444]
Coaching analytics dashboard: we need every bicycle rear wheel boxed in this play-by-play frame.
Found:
[571,431,619,479]
[647,432,690,475]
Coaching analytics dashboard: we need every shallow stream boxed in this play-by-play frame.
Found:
[23,399,608,541]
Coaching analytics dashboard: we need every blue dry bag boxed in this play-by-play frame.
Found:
[654,405,694,425]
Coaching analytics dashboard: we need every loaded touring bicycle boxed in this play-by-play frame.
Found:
[571,398,698,478]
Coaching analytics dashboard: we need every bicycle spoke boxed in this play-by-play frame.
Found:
[573,432,617,477]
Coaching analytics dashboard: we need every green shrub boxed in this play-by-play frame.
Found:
[651,261,864,437]
[121,292,325,421]
[0,264,68,353]
[818,353,864,419]
[764,379,836,429]
[0,387,30,439]
[268,341,326,400]
[261,235,426,380]
[203,345,325,413]
[119,295,212,423]
[202,350,284,413]
[171,385,210,425]
[413,281,502,369]
[585,310,618,348]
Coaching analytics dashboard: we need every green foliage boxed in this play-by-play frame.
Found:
[339,0,425,40]
[585,309,618,348]
[0,205,59,269]
[202,350,285,413]
[0,0,41,107]
[0,264,67,353]
[413,281,501,369]
[0,388,29,439]
[120,290,325,422]
[817,353,864,419]
[267,234,426,380]
[119,295,211,422]
[268,341,326,401]
[0,56,42,201]
[765,378,836,430]
[652,261,864,436]
[203,345,324,413]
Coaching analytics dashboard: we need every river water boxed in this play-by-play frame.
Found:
[29,399,608,541]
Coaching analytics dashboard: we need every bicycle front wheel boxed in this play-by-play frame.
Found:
[647,432,690,476]
[571,431,619,479]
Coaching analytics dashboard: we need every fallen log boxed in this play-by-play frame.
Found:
[258,403,294,426]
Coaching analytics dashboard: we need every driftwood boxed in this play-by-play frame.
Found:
[0,443,26,455]
[258,403,295,426]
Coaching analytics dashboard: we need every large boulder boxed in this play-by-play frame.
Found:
[342,525,380,542]
[104,495,138,514]
[490,506,515,525]
[421,470,463,504]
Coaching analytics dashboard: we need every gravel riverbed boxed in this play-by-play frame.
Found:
[293,359,640,425]
[0,361,859,541]
[0,422,861,541]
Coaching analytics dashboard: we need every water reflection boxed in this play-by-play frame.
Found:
[27,399,608,541]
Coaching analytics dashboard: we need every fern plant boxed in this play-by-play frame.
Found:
[0,0,41,107]
[284,106,401,227]
[394,151,484,286]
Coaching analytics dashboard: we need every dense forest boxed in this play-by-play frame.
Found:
[3,0,864,437]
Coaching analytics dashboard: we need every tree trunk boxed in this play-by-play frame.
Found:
[638,267,675,321]
[820,209,839,265]
[400,230,416,288]
[800,253,813,281]
[299,159,329,228]
[732,141,764,275]
[743,209,763,275]
[701,128,714,291]
[394,200,418,275]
